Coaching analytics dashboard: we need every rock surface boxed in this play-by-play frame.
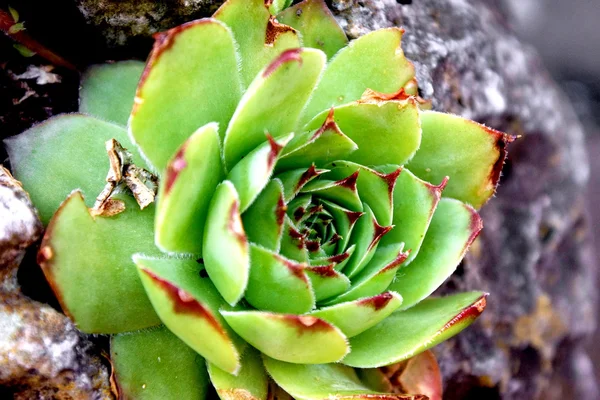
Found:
[0,0,596,398]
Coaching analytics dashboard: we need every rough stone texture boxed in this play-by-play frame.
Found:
[0,0,597,398]
[329,0,597,398]
[75,0,221,47]
[0,167,113,398]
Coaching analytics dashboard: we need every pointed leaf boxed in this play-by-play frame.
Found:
[323,244,408,305]
[207,345,268,400]
[227,134,292,211]
[406,111,514,209]
[37,192,160,333]
[277,165,328,202]
[203,181,250,306]
[245,245,315,314]
[305,264,351,301]
[277,0,348,59]
[80,60,144,125]
[221,311,349,363]
[320,200,363,252]
[111,326,210,400]
[396,350,443,400]
[310,292,402,337]
[155,123,224,254]
[130,19,242,171]
[310,244,356,271]
[301,172,363,212]
[301,28,415,123]
[5,114,146,223]
[305,99,421,167]
[223,48,326,170]
[279,215,310,262]
[214,0,300,87]
[343,204,391,278]
[325,161,400,226]
[242,179,286,251]
[388,198,482,309]
[342,292,487,368]
[380,167,446,264]
[263,357,426,400]
[135,256,242,374]
[277,110,358,171]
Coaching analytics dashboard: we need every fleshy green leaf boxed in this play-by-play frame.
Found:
[305,99,421,168]
[207,345,268,400]
[325,161,400,226]
[305,264,351,301]
[38,192,160,333]
[130,19,242,171]
[202,181,249,306]
[277,0,348,59]
[242,179,286,251]
[342,292,487,368]
[79,61,144,125]
[221,311,349,364]
[227,134,292,212]
[301,172,363,212]
[277,110,358,171]
[263,357,425,400]
[379,167,446,264]
[111,326,210,400]
[277,165,328,202]
[155,123,224,254]
[323,244,407,305]
[301,28,415,124]
[268,0,294,15]
[223,48,326,170]
[309,292,402,337]
[320,201,363,253]
[406,111,514,209]
[342,204,391,278]
[388,198,482,309]
[135,256,242,374]
[4,114,145,223]
[245,245,315,314]
[279,215,310,262]
[214,0,300,87]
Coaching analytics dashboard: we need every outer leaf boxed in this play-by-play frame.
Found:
[305,99,421,167]
[263,357,426,400]
[245,245,315,314]
[111,326,210,400]
[79,60,144,125]
[379,167,446,264]
[221,311,349,364]
[135,256,242,374]
[277,0,348,59]
[37,192,160,333]
[227,134,292,211]
[207,345,268,400]
[406,111,514,208]
[309,292,402,337]
[301,28,415,124]
[130,19,242,171]
[388,198,482,309]
[242,179,286,251]
[155,123,224,254]
[342,292,487,368]
[202,181,249,306]
[223,48,326,170]
[4,114,145,223]
[214,0,300,87]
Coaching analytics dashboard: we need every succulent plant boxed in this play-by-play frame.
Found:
[4,0,513,398]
